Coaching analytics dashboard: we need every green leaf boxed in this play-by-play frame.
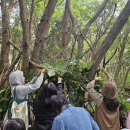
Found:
[0,90,5,94]
[42,63,52,70]
[47,69,55,77]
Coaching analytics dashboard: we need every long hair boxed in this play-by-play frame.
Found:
[36,82,58,105]
[103,96,119,111]
[3,118,25,130]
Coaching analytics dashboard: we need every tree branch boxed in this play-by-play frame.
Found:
[29,0,35,41]
[88,0,130,80]
[103,48,117,68]
[82,0,109,39]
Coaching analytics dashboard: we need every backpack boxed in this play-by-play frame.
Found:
[4,87,32,130]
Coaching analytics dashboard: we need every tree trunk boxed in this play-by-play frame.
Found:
[88,0,130,80]
[123,67,130,88]
[0,0,15,72]
[61,0,69,58]
[19,0,30,75]
[31,0,58,63]
[29,0,35,41]
[77,0,109,56]
[114,26,130,81]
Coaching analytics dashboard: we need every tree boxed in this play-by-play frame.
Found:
[77,0,109,56]
[61,0,69,58]
[19,0,30,75]
[31,0,58,63]
[0,0,15,72]
[114,25,130,81]
[88,0,130,80]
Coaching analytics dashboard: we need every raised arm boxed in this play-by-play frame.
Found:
[85,77,103,107]
[16,69,45,96]
[99,67,114,82]
[57,77,64,93]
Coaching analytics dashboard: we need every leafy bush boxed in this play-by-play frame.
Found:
[0,87,11,120]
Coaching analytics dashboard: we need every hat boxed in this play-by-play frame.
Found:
[102,81,117,99]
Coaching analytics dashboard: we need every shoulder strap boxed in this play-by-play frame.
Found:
[13,87,16,99]
[9,87,32,125]
[13,87,26,99]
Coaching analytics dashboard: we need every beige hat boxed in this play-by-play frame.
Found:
[102,81,117,99]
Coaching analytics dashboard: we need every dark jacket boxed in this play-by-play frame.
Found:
[32,83,63,130]
[32,101,56,130]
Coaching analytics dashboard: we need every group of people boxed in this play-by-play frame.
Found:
[1,67,130,130]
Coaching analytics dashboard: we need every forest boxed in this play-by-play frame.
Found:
[0,0,130,125]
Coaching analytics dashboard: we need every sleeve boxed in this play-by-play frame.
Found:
[28,76,38,84]
[88,112,100,130]
[85,80,103,107]
[57,83,63,92]
[16,74,44,96]
[51,118,65,130]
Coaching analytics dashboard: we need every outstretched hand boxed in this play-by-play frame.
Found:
[35,69,46,76]
[40,69,46,74]
[99,67,106,73]
[58,77,63,83]
[95,76,102,81]
[99,67,113,81]
[44,79,48,85]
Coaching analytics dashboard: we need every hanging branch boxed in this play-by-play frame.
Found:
[8,40,21,52]
[8,40,44,69]
[102,48,117,68]
[29,60,44,69]
[79,29,96,57]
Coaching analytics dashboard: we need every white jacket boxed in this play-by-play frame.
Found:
[9,70,44,99]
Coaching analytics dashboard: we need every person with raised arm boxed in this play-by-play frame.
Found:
[32,77,63,130]
[85,67,120,130]
[5,69,45,130]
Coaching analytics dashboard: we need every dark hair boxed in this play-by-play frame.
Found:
[51,94,69,113]
[3,118,26,130]
[37,82,58,105]
[103,96,119,111]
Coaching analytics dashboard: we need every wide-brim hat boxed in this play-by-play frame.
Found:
[102,81,117,99]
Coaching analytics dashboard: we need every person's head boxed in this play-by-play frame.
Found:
[37,82,58,104]
[3,118,26,130]
[51,94,69,114]
[102,81,119,111]
[102,81,117,99]
[9,70,25,86]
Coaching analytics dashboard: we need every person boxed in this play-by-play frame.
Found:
[9,69,45,99]
[51,94,100,130]
[6,69,45,129]
[85,67,120,130]
[32,78,63,130]
[2,118,26,130]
